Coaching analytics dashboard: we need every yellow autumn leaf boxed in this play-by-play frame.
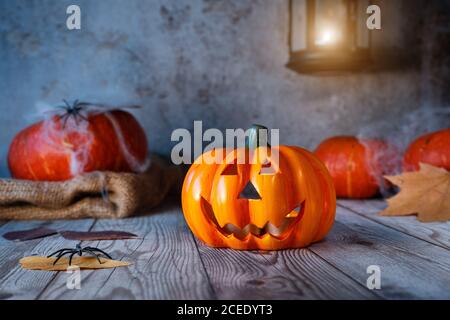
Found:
[381,163,450,222]
[20,256,130,271]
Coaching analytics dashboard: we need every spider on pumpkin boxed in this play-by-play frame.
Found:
[47,244,113,266]
[51,99,144,128]
[52,99,91,128]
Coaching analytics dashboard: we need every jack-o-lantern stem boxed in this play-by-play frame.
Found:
[246,124,271,150]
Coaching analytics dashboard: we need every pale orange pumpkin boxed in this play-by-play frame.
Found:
[182,125,336,250]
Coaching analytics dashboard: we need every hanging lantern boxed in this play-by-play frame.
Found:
[286,0,372,73]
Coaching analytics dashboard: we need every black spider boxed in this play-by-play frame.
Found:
[47,244,113,266]
[54,99,90,129]
[45,100,142,129]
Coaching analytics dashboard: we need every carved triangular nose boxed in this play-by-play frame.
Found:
[239,181,261,200]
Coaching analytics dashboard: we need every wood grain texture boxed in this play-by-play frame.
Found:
[310,206,450,299]
[338,200,450,250]
[1,200,449,300]
[38,203,214,300]
[197,241,377,300]
[0,219,95,300]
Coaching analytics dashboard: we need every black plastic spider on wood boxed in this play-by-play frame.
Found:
[47,244,113,266]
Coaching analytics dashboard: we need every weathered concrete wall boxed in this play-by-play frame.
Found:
[0,0,448,177]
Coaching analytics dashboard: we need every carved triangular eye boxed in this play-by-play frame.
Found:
[239,181,261,200]
[222,163,238,175]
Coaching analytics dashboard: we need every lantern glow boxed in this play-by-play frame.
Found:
[315,29,339,46]
[287,0,372,73]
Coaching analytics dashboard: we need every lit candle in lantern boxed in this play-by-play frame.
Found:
[287,0,372,73]
[315,28,340,46]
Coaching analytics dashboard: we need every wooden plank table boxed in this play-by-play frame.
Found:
[0,198,449,300]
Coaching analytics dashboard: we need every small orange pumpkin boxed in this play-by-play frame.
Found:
[403,128,450,172]
[314,136,397,199]
[182,125,336,250]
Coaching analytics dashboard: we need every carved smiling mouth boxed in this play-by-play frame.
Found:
[200,197,305,240]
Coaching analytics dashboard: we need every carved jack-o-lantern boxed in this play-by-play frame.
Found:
[182,126,336,250]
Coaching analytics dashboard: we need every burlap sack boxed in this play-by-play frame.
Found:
[0,155,183,220]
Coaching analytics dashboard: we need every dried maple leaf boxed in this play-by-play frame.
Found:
[380,163,450,222]
[3,227,58,241]
[59,230,138,241]
[19,256,130,271]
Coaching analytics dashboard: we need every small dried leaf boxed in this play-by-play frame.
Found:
[381,163,450,222]
[19,256,130,271]
[59,230,138,241]
[3,227,58,241]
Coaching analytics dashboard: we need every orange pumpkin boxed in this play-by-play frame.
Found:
[403,128,450,172]
[314,136,397,199]
[182,125,336,250]
[8,102,148,181]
